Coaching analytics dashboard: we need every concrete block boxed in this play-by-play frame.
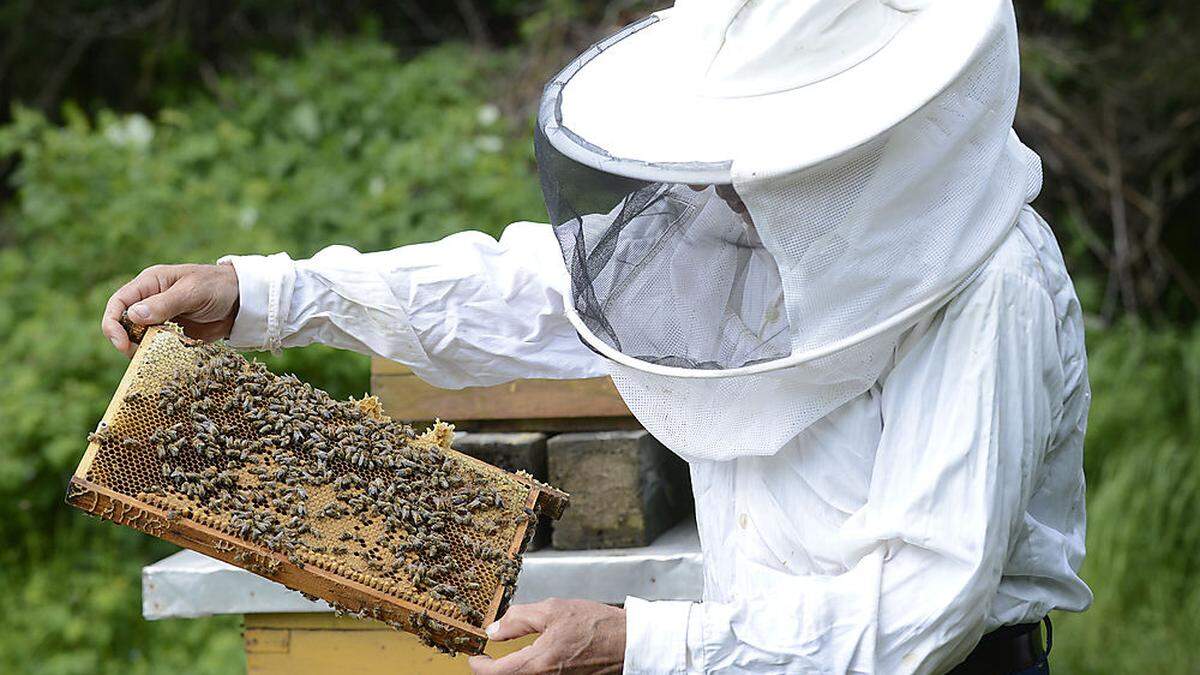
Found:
[453,432,550,549]
[547,430,691,550]
[453,432,548,478]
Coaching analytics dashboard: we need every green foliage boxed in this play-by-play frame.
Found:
[1015,0,1200,320]
[0,36,542,674]
[1051,324,1200,674]
[0,0,538,122]
[1043,0,1096,22]
[1,524,244,674]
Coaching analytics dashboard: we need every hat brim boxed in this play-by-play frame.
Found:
[554,0,1008,177]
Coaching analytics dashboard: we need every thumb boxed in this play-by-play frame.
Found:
[486,603,550,641]
[128,282,197,325]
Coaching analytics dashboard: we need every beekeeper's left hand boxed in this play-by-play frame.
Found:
[467,598,625,674]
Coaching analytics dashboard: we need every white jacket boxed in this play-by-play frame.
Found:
[222,206,1091,674]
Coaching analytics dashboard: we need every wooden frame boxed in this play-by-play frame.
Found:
[66,327,568,655]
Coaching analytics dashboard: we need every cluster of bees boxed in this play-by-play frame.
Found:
[90,339,533,648]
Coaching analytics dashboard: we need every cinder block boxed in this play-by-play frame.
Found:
[454,432,550,549]
[453,432,548,478]
[547,430,691,550]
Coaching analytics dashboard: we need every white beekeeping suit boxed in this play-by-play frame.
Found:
[221,0,1092,672]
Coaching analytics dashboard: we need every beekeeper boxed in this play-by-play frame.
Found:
[102,0,1092,672]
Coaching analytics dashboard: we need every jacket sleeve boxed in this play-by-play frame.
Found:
[624,267,1065,674]
[218,222,607,389]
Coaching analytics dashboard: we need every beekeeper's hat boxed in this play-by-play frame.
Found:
[548,0,1006,174]
[535,0,1044,461]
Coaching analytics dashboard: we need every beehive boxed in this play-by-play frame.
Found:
[66,324,568,655]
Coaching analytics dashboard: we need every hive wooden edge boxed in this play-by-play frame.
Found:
[64,476,491,656]
[413,417,643,433]
[520,477,569,521]
[371,358,635,424]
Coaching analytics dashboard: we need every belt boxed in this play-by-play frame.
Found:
[947,616,1051,675]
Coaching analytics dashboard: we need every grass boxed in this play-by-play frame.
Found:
[1050,323,1200,674]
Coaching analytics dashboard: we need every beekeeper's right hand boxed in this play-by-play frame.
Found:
[102,263,240,358]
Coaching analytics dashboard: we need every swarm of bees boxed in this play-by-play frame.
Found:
[79,327,553,654]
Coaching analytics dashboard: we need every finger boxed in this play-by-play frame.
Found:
[101,298,131,354]
[486,602,552,641]
[102,285,149,347]
[468,644,541,675]
[102,267,176,335]
[103,287,158,355]
[127,280,199,325]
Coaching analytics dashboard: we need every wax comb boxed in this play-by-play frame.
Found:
[67,324,567,655]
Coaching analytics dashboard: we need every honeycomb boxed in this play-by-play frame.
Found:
[67,325,567,655]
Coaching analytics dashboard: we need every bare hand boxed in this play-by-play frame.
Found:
[468,599,625,675]
[101,263,240,358]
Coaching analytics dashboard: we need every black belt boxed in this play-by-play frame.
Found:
[948,616,1052,675]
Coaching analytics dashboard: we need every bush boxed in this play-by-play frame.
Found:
[0,37,543,674]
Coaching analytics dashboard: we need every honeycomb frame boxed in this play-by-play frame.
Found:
[66,326,568,655]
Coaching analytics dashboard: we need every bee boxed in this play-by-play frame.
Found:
[456,602,483,623]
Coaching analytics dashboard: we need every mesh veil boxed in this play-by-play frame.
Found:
[537,6,1043,461]
[536,141,791,371]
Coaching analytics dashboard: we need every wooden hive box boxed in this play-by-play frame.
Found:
[370,360,638,432]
